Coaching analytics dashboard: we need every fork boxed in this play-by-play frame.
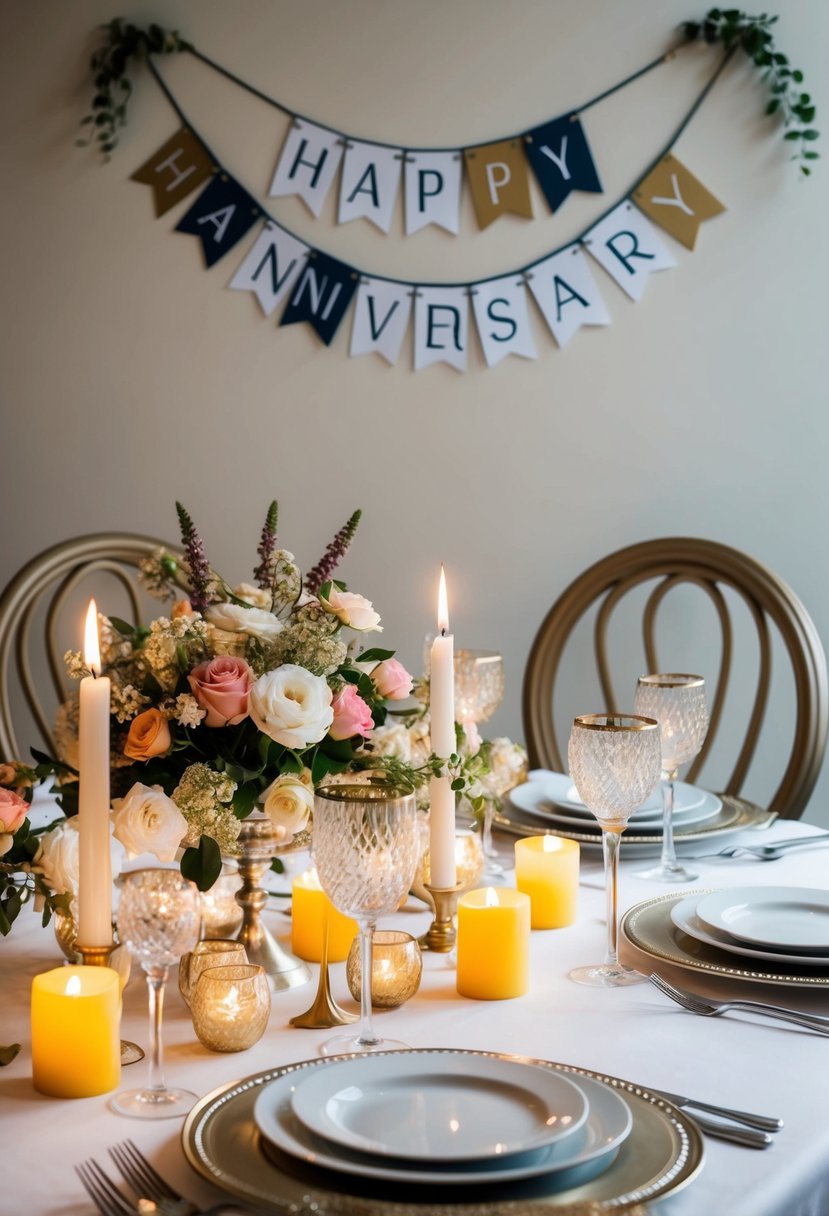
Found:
[686,834,829,861]
[109,1141,195,1216]
[76,1159,138,1216]
[650,973,829,1034]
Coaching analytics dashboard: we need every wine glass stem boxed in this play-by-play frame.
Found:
[358,920,379,1047]
[602,828,621,968]
[659,771,679,871]
[145,966,169,1093]
[482,801,495,859]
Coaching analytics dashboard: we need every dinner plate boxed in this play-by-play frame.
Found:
[286,1052,588,1162]
[671,894,829,967]
[511,771,715,822]
[183,1050,704,1212]
[621,891,829,988]
[520,801,720,834]
[695,887,829,953]
[254,1063,628,1186]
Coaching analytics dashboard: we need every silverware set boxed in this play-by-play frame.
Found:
[650,972,829,1036]
[76,1140,255,1216]
[686,833,829,861]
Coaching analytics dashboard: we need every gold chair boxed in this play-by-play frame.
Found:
[522,537,828,820]
[0,533,175,761]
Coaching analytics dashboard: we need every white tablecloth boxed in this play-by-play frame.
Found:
[1,817,827,1216]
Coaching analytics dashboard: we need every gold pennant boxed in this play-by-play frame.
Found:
[633,153,725,251]
[464,139,533,230]
[131,129,215,217]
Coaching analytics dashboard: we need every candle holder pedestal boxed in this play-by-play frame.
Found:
[76,941,144,1065]
[235,815,312,993]
[419,882,464,953]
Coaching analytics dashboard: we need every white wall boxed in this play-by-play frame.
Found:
[2,1,828,821]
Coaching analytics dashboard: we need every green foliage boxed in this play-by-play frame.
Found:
[682,9,819,175]
[0,1044,21,1067]
[180,834,222,891]
[78,19,191,161]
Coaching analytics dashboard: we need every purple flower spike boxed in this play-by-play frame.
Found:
[305,509,362,596]
[253,500,279,591]
[176,501,212,614]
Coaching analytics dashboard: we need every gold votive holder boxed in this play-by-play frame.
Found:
[191,963,271,1052]
[199,861,244,938]
[179,939,249,1008]
[346,930,423,1008]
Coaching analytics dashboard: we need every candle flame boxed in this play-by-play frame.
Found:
[437,565,449,635]
[542,835,561,853]
[484,887,499,907]
[83,599,101,675]
[65,975,82,997]
[302,868,322,890]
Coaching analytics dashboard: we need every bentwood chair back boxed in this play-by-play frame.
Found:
[522,537,828,819]
[0,533,174,761]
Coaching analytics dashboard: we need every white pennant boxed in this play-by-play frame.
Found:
[471,277,537,367]
[350,278,412,365]
[269,120,344,218]
[528,246,610,347]
[228,224,308,316]
[404,152,462,236]
[414,287,468,372]
[339,143,402,233]
[585,201,676,302]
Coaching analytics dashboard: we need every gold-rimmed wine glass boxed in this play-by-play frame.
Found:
[568,714,662,988]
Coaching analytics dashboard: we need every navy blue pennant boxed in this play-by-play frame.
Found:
[175,173,261,268]
[524,115,602,214]
[279,251,359,346]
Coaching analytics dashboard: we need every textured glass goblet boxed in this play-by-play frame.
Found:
[312,783,420,1055]
[454,650,506,878]
[634,674,709,883]
[568,714,662,988]
[111,869,201,1118]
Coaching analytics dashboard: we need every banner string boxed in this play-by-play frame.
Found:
[145,44,735,290]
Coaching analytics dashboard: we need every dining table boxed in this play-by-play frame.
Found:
[1,811,827,1216]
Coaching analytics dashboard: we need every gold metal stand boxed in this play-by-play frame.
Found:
[289,918,357,1029]
[418,882,464,953]
[76,941,144,1065]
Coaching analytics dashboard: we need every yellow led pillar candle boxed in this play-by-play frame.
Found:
[292,868,358,962]
[456,887,531,999]
[514,836,580,928]
[31,965,121,1097]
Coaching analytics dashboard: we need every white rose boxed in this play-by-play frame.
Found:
[205,602,283,643]
[367,723,413,763]
[249,665,334,749]
[262,774,314,841]
[232,582,273,610]
[111,783,188,861]
[318,587,382,632]
[35,818,80,895]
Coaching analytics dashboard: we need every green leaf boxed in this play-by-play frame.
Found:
[108,616,136,638]
[784,130,803,140]
[803,129,820,141]
[180,836,222,891]
[0,1044,21,1067]
[269,857,285,876]
[450,778,465,792]
[793,70,804,82]
[804,151,820,159]
[354,648,394,664]
[766,98,780,115]
[232,782,258,818]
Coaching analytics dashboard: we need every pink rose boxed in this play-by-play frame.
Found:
[0,788,29,856]
[188,656,253,728]
[329,685,375,741]
[371,658,413,701]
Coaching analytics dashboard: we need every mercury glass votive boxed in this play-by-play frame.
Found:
[199,862,243,939]
[346,930,423,1008]
[190,963,271,1052]
[178,939,249,1008]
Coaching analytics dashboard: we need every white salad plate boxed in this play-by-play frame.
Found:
[289,1052,588,1163]
[510,772,721,828]
[695,886,829,952]
[671,894,829,967]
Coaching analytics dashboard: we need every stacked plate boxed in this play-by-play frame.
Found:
[672,886,829,968]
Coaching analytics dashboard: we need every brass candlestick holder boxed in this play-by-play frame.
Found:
[235,815,312,992]
[419,881,464,952]
[76,941,144,1065]
[290,917,357,1030]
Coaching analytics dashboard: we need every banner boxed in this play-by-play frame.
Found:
[350,278,412,364]
[464,140,533,230]
[585,201,676,301]
[471,277,537,367]
[524,116,602,214]
[131,129,214,217]
[175,174,261,267]
[527,246,610,347]
[269,119,344,218]
[414,287,469,372]
[228,223,308,315]
[404,152,462,235]
[279,250,358,345]
[338,142,402,233]
[632,153,725,250]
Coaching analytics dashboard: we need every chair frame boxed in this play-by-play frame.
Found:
[522,537,828,819]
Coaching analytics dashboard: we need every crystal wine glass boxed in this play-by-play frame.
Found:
[312,782,420,1055]
[634,674,709,883]
[454,649,506,877]
[568,714,662,988]
[111,869,200,1118]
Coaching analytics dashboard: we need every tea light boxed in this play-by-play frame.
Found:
[514,836,580,929]
[199,862,243,938]
[291,868,358,962]
[31,965,121,1097]
[456,887,530,1000]
[191,963,271,1052]
[179,938,249,1007]
[346,930,423,1008]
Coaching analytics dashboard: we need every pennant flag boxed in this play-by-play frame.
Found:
[527,246,610,347]
[338,143,402,233]
[350,278,412,365]
[632,154,725,251]
[269,120,344,218]
[175,174,261,268]
[414,287,469,371]
[131,129,214,217]
[524,115,602,214]
[279,251,358,346]
[228,223,308,316]
[471,276,537,367]
[464,140,533,230]
[404,152,462,236]
[585,201,676,302]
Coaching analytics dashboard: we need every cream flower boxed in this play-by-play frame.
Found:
[111,783,188,861]
[34,818,81,895]
[205,601,283,643]
[232,583,273,610]
[262,774,314,842]
[249,665,333,749]
[365,722,413,763]
[318,586,382,632]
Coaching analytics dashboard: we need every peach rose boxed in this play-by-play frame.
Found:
[188,656,253,728]
[0,788,29,856]
[171,598,196,619]
[371,658,413,700]
[123,708,171,761]
[329,686,374,741]
[318,586,382,632]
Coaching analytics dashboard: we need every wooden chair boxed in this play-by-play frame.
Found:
[0,533,175,761]
[522,537,828,819]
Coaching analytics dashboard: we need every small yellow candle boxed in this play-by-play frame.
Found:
[31,965,121,1097]
[291,869,358,962]
[456,887,530,1000]
[514,836,580,929]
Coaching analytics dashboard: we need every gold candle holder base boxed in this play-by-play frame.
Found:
[419,882,464,952]
[290,917,357,1029]
[76,941,145,1066]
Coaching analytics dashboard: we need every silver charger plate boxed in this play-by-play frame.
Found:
[182,1049,704,1213]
